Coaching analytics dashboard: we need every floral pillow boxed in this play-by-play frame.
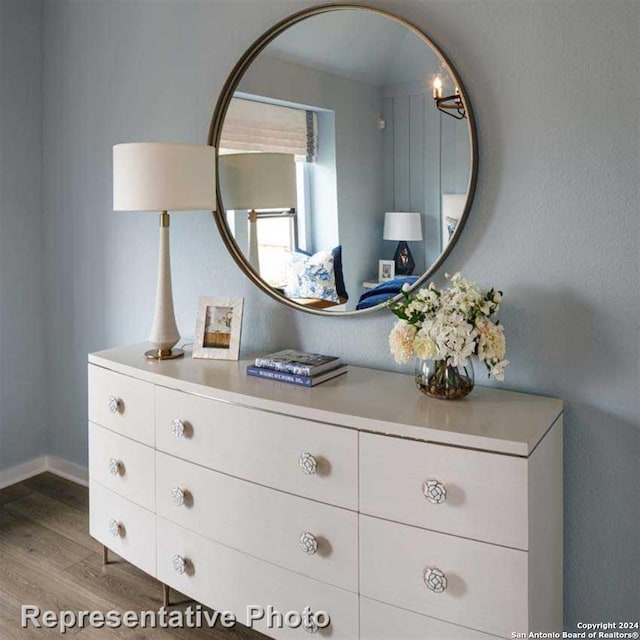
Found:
[446,216,459,241]
[285,250,339,302]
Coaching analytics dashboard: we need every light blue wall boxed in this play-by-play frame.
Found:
[441,114,471,195]
[0,0,46,470]
[40,0,638,626]
[309,110,339,256]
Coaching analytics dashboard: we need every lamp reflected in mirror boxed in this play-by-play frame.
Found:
[218,153,297,278]
[383,212,423,276]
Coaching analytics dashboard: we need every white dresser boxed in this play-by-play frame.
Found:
[88,345,563,639]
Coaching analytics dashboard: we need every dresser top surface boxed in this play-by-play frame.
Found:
[89,344,562,456]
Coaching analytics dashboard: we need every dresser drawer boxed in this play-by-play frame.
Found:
[360,597,501,640]
[89,480,156,577]
[155,451,358,592]
[360,433,528,549]
[89,422,155,510]
[157,517,359,639]
[155,386,358,510]
[359,515,528,638]
[88,365,154,446]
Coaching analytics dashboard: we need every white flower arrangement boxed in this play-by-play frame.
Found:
[388,273,509,381]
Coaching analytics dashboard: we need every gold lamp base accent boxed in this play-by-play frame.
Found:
[145,348,185,361]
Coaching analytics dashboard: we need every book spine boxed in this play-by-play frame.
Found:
[246,366,312,387]
[253,359,313,376]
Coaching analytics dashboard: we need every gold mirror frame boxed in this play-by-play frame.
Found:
[208,3,478,317]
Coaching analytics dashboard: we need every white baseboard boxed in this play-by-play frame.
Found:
[46,455,89,487]
[0,456,48,490]
[0,455,88,490]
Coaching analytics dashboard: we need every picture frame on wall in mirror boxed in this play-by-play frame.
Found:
[193,296,244,360]
[378,260,395,282]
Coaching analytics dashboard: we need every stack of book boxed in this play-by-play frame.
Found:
[246,349,348,387]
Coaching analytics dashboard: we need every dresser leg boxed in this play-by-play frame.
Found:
[102,545,109,566]
[162,583,170,607]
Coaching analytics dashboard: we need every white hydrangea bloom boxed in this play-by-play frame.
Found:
[476,318,506,363]
[414,330,439,360]
[489,359,510,381]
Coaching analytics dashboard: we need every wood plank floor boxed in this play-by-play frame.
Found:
[0,473,267,639]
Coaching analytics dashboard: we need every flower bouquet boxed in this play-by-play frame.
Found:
[388,273,509,400]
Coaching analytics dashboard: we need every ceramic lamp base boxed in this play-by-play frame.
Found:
[145,212,182,361]
[393,240,415,275]
[145,348,185,360]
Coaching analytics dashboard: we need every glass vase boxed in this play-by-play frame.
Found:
[415,357,474,400]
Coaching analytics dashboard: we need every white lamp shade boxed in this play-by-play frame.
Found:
[218,153,297,210]
[383,211,423,241]
[113,143,216,212]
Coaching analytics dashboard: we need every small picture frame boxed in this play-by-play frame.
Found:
[378,259,395,282]
[193,296,244,360]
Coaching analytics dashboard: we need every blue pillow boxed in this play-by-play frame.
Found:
[332,245,348,301]
[356,276,419,310]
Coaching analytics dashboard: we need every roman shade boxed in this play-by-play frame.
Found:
[220,98,318,162]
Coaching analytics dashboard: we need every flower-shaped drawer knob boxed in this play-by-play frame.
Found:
[171,419,186,439]
[108,458,121,476]
[423,480,447,505]
[108,395,122,414]
[424,567,448,593]
[108,518,122,538]
[172,554,187,575]
[298,452,318,475]
[299,532,318,555]
[170,487,186,507]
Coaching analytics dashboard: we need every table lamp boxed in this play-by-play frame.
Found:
[383,211,423,276]
[218,153,297,273]
[113,142,216,360]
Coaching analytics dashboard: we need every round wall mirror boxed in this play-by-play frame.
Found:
[209,4,477,316]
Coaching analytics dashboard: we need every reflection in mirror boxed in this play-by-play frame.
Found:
[217,8,474,313]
